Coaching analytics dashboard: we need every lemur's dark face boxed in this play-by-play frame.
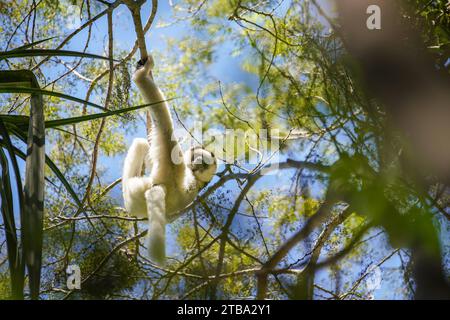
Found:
[186,146,217,184]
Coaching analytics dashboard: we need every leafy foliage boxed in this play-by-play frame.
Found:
[0,0,448,300]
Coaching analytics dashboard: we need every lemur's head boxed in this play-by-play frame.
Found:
[185,146,217,185]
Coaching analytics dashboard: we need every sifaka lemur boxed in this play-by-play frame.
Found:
[122,55,217,266]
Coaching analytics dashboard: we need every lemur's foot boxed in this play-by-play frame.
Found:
[133,54,154,83]
[136,54,154,70]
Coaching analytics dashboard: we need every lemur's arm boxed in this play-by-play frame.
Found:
[132,57,173,266]
[133,57,174,137]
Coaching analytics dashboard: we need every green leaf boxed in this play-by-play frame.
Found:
[44,154,83,208]
[10,37,57,51]
[0,49,116,61]
[45,99,176,128]
[0,120,25,299]
[0,87,108,112]
[0,115,28,128]
[4,125,83,208]
[0,99,177,129]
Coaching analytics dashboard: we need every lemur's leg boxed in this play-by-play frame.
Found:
[122,138,152,217]
[145,184,167,266]
[123,138,149,181]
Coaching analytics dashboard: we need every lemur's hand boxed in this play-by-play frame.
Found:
[133,55,154,83]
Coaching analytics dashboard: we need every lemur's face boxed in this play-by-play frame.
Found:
[186,147,217,184]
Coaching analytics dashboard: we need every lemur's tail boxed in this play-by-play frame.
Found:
[122,138,149,183]
[145,185,167,266]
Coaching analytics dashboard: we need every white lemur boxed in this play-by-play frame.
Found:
[122,56,217,265]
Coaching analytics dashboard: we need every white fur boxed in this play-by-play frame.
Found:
[122,57,217,265]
